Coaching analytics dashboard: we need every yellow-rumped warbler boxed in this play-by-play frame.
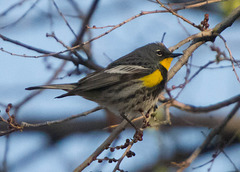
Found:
[26,43,182,118]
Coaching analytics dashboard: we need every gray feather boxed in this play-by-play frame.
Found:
[25,83,77,91]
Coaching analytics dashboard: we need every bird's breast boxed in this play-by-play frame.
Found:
[138,69,164,88]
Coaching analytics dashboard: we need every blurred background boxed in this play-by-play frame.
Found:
[0,0,240,171]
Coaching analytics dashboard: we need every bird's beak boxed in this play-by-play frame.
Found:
[170,53,183,58]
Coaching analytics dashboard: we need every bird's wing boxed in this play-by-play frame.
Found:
[75,65,152,91]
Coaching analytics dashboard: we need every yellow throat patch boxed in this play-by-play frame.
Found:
[139,69,163,88]
[139,57,173,88]
[160,57,173,70]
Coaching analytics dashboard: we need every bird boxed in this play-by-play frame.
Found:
[26,43,182,121]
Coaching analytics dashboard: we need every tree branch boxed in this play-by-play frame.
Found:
[0,34,102,70]
[0,106,102,136]
[73,0,100,45]
[21,106,102,128]
[168,5,240,81]
[176,101,240,172]
[171,94,240,113]
[73,114,138,172]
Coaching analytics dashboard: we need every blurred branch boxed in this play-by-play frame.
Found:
[167,0,222,9]
[0,0,26,17]
[213,5,240,34]
[1,111,239,139]
[2,135,10,172]
[0,102,7,108]
[68,0,84,17]
[52,0,77,38]
[72,0,100,46]
[171,94,240,113]
[168,60,215,100]
[0,128,15,137]
[13,60,67,116]
[175,101,240,172]
[219,35,240,82]
[0,0,39,29]
[71,0,100,62]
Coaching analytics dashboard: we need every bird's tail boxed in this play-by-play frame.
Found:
[25,83,78,98]
[26,83,77,91]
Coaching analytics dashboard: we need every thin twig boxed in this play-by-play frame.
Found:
[87,25,115,29]
[13,60,68,116]
[46,32,70,49]
[170,60,215,99]
[175,101,240,172]
[221,150,240,172]
[0,34,102,70]
[113,142,134,172]
[2,135,10,171]
[0,0,39,29]
[52,0,77,38]
[0,129,15,137]
[0,106,102,137]
[21,106,102,128]
[0,0,225,59]
[68,0,84,17]
[73,0,100,45]
[156,0,202,30]
[219,35,240,83]
[168,0,222,10]
[0,0,26,17]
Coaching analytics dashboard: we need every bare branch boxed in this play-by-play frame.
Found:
[168,0,222,10]
[2,135,10,171]
[175,101,240,172]
[46,32,70,49]
[113,142,134,172]
[213,5,240,34]
[0,0,26,17]
[13,60,68,116]
[219,35,240,83]
[168,5,240,81]
[0,106,102,137]
[171,94,240,113]
[0,34,102,70]
[0,0,227,61]
[73,0,100,46]
[21,106,102,128]
[0,0,39,29]
[52,0,77,38]
[73,113,138,172]
[156,0,202,30]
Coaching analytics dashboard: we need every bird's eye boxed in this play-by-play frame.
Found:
[156,50,162,56]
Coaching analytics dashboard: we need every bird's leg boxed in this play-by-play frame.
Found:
[120,113,139,131]
[120,113,144,142]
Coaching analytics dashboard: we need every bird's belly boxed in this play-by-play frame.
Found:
[81,80,164,117]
